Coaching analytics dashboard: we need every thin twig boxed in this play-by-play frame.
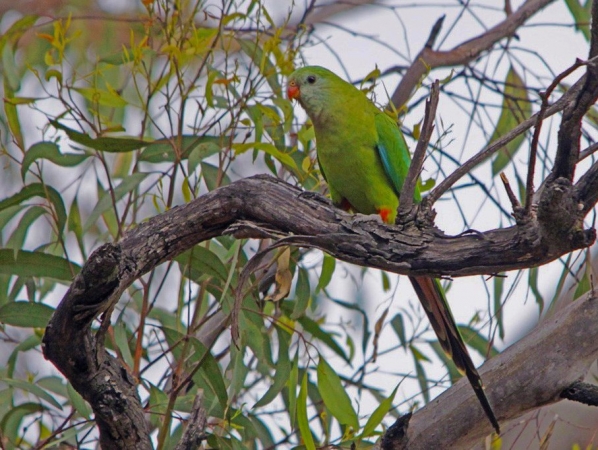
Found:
[579,141,598,162]
[390,0,555,109]
[426,77,584,205]
[500,172,521,210]
[399,80,440,217]
[425,15,445,49]
[525,58,588,211]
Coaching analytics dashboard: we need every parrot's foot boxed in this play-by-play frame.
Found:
[351,213,384,224]
[298,191,332,205]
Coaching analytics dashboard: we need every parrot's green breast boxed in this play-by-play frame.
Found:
[316,125,399,219]
[311,94,400,222]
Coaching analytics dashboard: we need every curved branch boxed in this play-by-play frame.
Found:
[390,0,556,109]
[42,173,596,446]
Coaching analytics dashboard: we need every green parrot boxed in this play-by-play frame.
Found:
[287,65,500,434]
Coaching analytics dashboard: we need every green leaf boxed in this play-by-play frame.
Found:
[565,0,591,40]
[50,120,147,152]
[201,162,231,191]
[429,341,461,384]
[228,345,248,400]
[161,326,229,413]
[233,142,299,174]
[140,135,221,163]
[316,254,335,293]
[0,205,23,237]
[0,402,45,445]
[573,265,591,300]
[272,97,294,134]
[2,378,62,409]
[493,275,505,340]
[0,183,67,234]
[83,172,148,231]
[529,267,545,314]
[390,313,407,349]
[411,344,430,403]
[21,141,88,179]
[73,86,127,107]
[114,322,134,368]
[237,39,281,96]
[175,245,229,282]
[0,15,38,56]
[191,339,229,413]
[0,250,80,280]
[360,384,399,438]
[490,66,531,175]
[298,315,349,363]
[317,357,359,430]
[7,334,41,377]
[297,372,316,450]
[0,301,54,328]
[4,79,24,149]
[5,206,45,254]
[458,325,499,359]
[35,376,68,397]
[188,141,221,173]
[147,382,169,428]
[287,350,299,428]
[67,382,92,419]
[253,326,291,408]
[381,271,391,292]
[4,97,38,105]
[291,267,311,319]
[68,197,84,252]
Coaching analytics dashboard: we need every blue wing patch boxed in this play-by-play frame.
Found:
[374,112,420,201]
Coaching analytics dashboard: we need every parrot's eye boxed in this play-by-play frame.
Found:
[307,75,316,84]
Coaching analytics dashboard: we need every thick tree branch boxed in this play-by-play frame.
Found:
[42,244,151,450]
[574,160,598,215]
[560,381,598,407]
[551,1,598,181]
[381,293,598,449]
[40,3,598,444]
[43,167,596,446]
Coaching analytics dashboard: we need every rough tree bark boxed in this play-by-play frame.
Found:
[41,1,598,448]
[41,161,598,448]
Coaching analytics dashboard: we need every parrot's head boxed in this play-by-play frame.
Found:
[287,66,341,114]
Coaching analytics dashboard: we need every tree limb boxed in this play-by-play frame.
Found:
[381,293,598,449]
[390,0,556,109]
[42,165,596,446]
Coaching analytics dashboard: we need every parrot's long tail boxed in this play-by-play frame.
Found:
[409,275,500,434]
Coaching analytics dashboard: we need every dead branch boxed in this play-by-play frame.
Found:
[390,0,556,109]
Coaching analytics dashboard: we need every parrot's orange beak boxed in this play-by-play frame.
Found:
[287,81,300,100]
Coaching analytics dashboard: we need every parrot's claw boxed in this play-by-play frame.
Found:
[298,191,332,205]
[351,213,384,224]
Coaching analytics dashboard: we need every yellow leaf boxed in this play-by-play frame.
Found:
[490,66,532,175]
[265,247,292,302]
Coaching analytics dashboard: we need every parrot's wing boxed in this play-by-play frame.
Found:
[373,112,413,197]
[317,152,328,182]
[409,275,500,434]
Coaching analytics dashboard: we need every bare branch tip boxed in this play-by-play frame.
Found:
[500,172,521,210]
[425,15,445,49]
